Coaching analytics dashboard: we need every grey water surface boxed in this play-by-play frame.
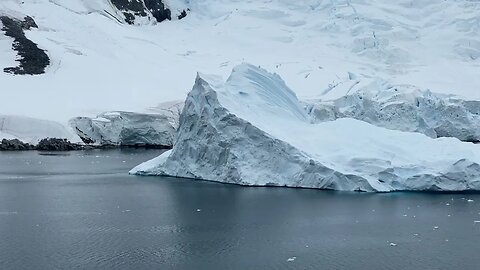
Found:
[0,150,479,270]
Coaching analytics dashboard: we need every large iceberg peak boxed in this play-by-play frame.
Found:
[132,64,480,192]
[221,63,310,123]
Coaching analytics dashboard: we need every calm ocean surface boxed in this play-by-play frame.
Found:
[1,150,479,270]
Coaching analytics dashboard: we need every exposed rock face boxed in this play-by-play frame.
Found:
[131,64,480,192]
[307,81,480,142]
[0,139,34,151]
[0,16,50,75]
[110,0,186,25]
[69,111,176,147]
[36,138,83,151]
[144,0,171,22]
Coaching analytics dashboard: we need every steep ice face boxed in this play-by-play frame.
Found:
[131,68,375,191]
[307,80,480,142]
[0,115,79,144]
[69,111,176,146]
[131,64,480,192]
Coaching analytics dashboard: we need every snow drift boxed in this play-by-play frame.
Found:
[307,80,480,142]
[69,111,177,147]
[131,64,480,192]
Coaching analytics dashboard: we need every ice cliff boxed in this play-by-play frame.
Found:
[307,80,480,142]
[69,111,177,147]
[131,64,480,192]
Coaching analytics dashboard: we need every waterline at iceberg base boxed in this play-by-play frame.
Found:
[131,64,480,192]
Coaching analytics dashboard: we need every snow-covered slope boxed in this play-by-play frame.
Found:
[131,65,480,192]
[307,80,480,142]
[1,0,479,123]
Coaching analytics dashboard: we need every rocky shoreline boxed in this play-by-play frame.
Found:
[0,138,171,152]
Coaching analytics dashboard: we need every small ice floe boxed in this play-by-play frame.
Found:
[287,256,297,262]
[445,239,449,242]
[305,245,309,248]
[403,214,408,217]
[389,242,397,247]
[433,226,439,230]
[122,209,131,213]
[196,209,202,212]
[474,220,480,224]
[445,203,450,206]
[467,199,474,203]
[413,233,419,236]
[447,214,451,217]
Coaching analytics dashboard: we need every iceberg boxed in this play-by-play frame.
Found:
[307,80,480,142]
[69,111,177,147]
[131,64,480,192]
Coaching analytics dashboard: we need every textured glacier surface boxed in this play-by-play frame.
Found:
[1,0,480,123]
[69,110,177,146]
[307,80,480,142]
[131,64,480,192]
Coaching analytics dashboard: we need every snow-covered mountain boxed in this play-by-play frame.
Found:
[1,0,479,125]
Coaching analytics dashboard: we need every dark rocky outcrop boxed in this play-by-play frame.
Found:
[0,138,171,151]
[35,138,84,151]
[110,0,148,24]
[0,139,34,151]
[144,0,171,22]
[178,9,188,20]
[110,0,187,24]
[0,16,50,75]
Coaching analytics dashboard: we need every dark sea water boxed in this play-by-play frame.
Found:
[0,150,479,270]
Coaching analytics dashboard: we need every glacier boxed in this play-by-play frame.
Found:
[69,110,177,147]
[307,80,480,142]
[131,64,480,192]
[2,0,480,124]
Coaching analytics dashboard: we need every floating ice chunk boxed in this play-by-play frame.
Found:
[131,64,480,192]
[287,256,297,262]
